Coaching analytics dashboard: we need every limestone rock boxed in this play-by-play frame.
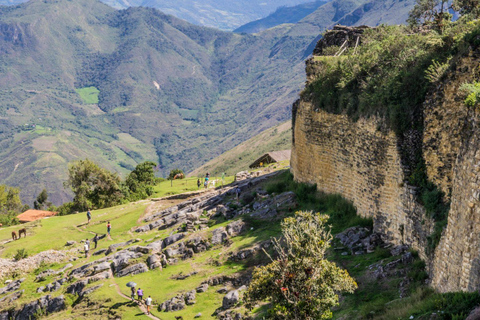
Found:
[222,290,240,309]
[212,227,228,245]
[185,290,196,305]
[162,233,185,249]
[80,284,103,297]
[66,280,88,295]
[116,263,149,277]
[0,278,24,295]
[226,220,246,237]
[0,290,24,304]
[196,283,208,293]
[147,254,162,270]
[159,294,186,312]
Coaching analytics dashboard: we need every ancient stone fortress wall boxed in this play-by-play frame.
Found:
[292,26,480,292]
[425,53,480,292]
[291,97,433,260]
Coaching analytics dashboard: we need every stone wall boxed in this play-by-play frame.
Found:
[292,27,480,292]
[425,52,480,292]
[291,97,434,259]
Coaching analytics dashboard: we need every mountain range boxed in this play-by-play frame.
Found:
[0,0,319,30]
[0,0,415,206]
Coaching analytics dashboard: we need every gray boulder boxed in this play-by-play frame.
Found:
[147,254,162,270]
[222,290,240,309]
[47,295,66,313]
[162,233,185,248]
[93,262,111,274]
[196,283,208,293]
[185,290,196,305]
[88,271,111,283]
[66,280,88,295]
[116,263,148,277]
[159,294,186,312]
[226,220,246,237]
[212,227,229,245]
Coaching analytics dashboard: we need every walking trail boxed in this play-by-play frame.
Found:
[111,277,162,320]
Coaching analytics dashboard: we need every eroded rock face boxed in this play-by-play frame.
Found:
[2,294,66,319]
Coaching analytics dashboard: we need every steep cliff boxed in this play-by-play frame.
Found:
[292,24,480,292]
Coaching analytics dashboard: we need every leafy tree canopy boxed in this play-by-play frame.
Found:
[125,161,157,200]
[34,188,51,210]
[64,159,123,211]
[0,185,23,215]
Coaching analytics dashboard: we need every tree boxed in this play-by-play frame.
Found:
[125,161,157,200]
[0,185,23,214]
[34,188,51,210]
[244,211,357,319]
[64,159,123,211]
[407,0,451,29]
[453,0,480,16]
[168,168,184,180]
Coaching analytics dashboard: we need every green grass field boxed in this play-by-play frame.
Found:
[75,86,100,104]
[151,176,235,198]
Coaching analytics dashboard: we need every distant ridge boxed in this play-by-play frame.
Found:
[234,0,328,34]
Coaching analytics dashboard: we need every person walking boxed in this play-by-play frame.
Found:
[137,287,144,302]
[130,286,136,301]
[197,179,201,189]
[145,295,152,315]
[107,222,111,237]
[86,209,92,224]
[84,241,89,258]
[93,234,98,249]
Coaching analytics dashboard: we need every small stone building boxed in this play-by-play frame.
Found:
[17,209,58,223]
[249,150,291,169]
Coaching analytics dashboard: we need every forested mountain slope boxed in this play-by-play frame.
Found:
[0,0,414,205]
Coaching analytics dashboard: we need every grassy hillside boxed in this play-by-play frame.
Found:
[1,172,478,319]
[189,121,291,177]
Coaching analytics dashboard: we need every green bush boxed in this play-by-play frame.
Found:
[57,202,76,216]
[14,248,28,261]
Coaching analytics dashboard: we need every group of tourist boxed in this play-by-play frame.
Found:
[83,234,99,258]
[130,286,153,315]
[83,209,112,258]
[197,172,211,189]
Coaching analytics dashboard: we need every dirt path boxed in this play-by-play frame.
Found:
[111,277,162,320]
